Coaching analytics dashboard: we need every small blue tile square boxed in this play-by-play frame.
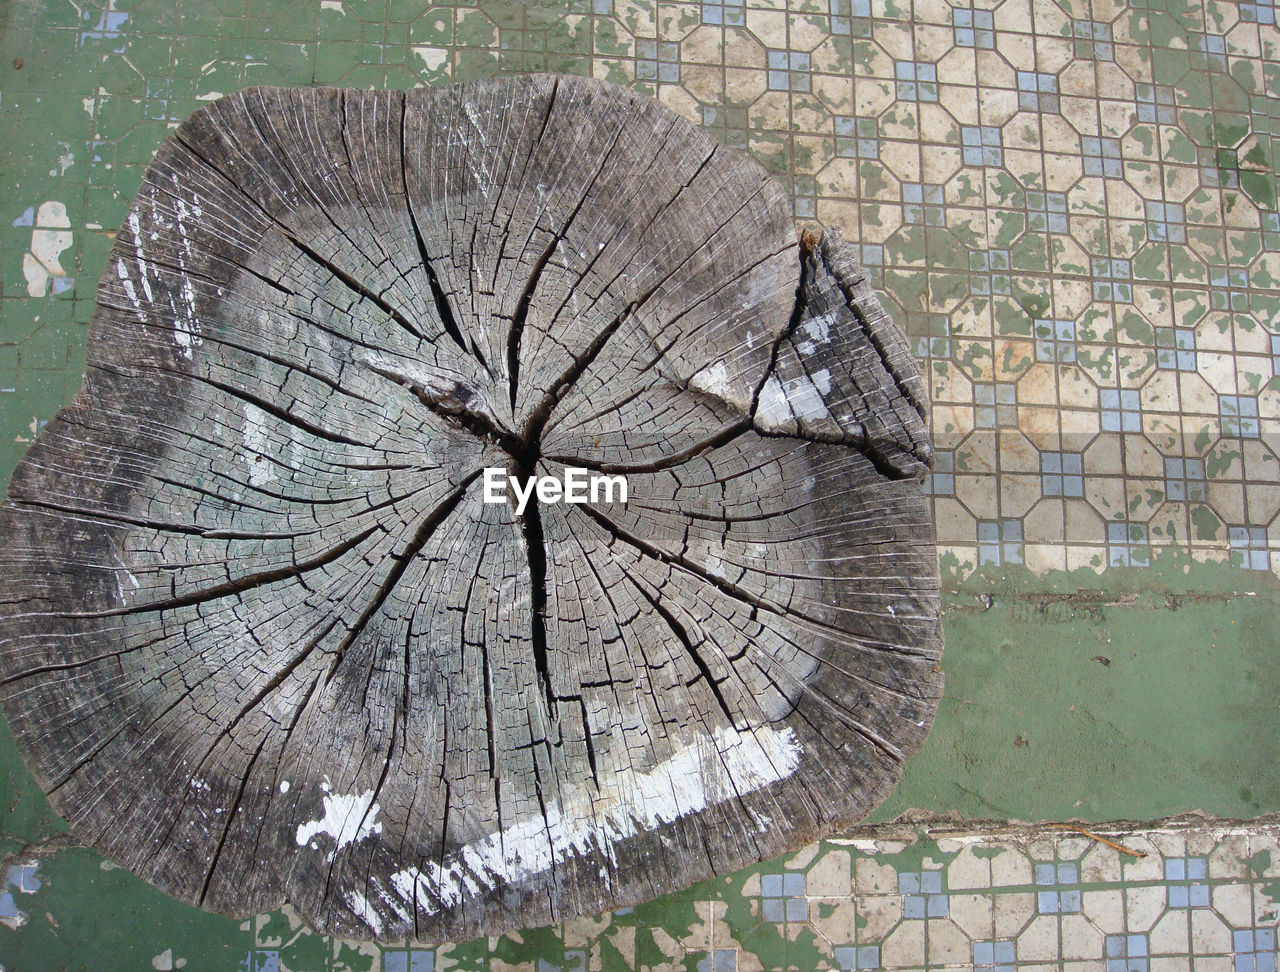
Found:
[904,895,925,919]
[920,870,942,894]
[783,872,805,896]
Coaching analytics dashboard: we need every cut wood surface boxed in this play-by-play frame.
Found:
[0,76,943,942]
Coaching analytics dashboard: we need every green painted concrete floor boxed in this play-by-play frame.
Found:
[1,0,1278,967]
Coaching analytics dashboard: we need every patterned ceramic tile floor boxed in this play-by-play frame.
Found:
[8,818,1280,970]
[1,0,1278,968]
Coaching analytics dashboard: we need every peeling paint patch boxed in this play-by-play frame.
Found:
[0,863,42,931]
[414,46,449,71]
[22,201,74,297]
[295,777,383,861]
[49,142,75,177]
[79,2,129,52]
[151,947,187,970]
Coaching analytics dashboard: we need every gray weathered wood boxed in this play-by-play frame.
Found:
[0,76,942,942]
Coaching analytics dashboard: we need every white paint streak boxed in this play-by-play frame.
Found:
[127,213,154,302]
[295,778,383,861]
[386,725,803,917]
[344,889,384,937]
[116,257,139,305]
[169,196,202,358]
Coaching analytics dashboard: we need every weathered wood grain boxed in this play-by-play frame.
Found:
[0,76,943,942]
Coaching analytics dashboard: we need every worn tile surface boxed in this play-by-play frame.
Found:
[1,0,1278,967]
[3,819,1280,969]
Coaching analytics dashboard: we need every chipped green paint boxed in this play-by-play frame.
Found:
[718,866,831,971]
[1075,347,1115,381]
[927,271,968,305]
[1118,309,1155,345]
[955,339,993,377]
[1241,170,1277,210]
[1165,129,1199,165]
[999,343,1032,376]
[0,849,251,970]
[1133,243,1166,281]
[1011,234,1049,273]
[859,160,891,199]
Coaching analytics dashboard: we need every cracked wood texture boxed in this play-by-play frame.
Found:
[0,76,943,942]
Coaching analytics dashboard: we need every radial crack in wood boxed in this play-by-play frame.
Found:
[0,76,943,942]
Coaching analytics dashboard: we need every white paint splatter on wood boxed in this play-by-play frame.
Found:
[295,778,383,861]
[387,725,804,916]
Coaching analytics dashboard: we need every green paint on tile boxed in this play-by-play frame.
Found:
[875,554,1280,823]
[0,848,250,969]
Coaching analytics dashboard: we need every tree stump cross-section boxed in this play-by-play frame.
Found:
[0,76,943,942]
